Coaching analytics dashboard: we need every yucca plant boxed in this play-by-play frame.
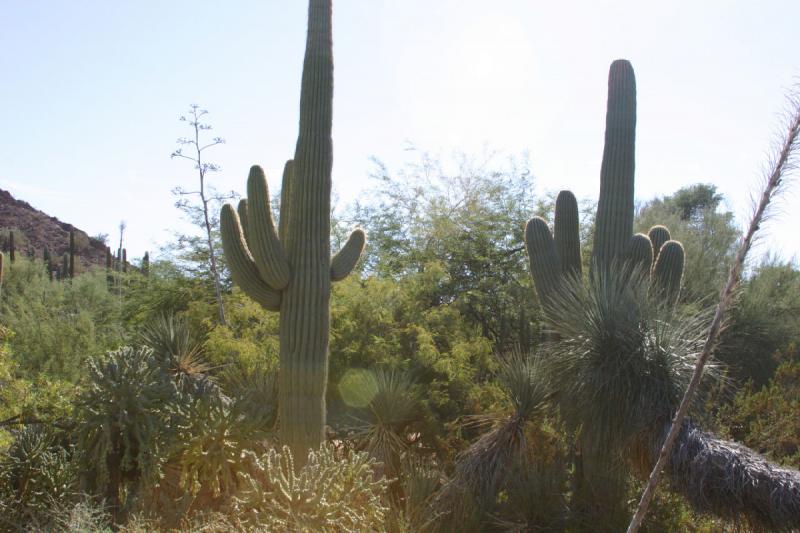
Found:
[436,350,557,529]
[338,368,422,479]
[541,268,716,528]
[138,313,214,396]
[386,457,443,533]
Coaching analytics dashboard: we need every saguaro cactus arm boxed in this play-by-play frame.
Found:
[652,240,684,305]
[554,190,582,277]
[279,160,295,243]
[626,233,654,274]
[647,225,671,262]
[220,204,282,311]
[524,217,561,305]
[331,228,366,282]
[246,166,291,290]
[237,199,251,244]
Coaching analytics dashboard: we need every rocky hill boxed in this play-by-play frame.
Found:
[0,188,108,271]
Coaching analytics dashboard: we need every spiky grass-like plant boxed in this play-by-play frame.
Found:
[138,313,214,395]
[538,267,716,529]
[233,444,389,532]
[542,269,715,464]
[340,368,422,478]
[386,457,442,533]
[436,351,555,528]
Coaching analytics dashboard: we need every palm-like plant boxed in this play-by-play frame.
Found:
[339,368,422,478]
[543,269,715,468]
[436,350,560,529]
[138,313,214,395]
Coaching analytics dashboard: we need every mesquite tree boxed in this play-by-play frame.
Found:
[220,0,365,459]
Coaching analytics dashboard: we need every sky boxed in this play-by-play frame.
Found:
[1,0,799,262]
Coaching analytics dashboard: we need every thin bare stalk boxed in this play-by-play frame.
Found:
[628,88,800,532]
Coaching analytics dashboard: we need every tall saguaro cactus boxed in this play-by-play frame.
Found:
[525,60,684,305]
[220,0,366,459]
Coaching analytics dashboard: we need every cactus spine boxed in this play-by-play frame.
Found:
[524,60,684,307]
[220,0,366,459]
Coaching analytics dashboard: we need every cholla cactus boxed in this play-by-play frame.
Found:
[233,444,389,532]
[220,0,365,459]
[525,60,684,307]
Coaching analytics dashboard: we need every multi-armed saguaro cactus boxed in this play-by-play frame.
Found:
[220,0,366,459]
[525,60,684,306]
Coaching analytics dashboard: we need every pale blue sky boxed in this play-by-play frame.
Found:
[1,1,798,261]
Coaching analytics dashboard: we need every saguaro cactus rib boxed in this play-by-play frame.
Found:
[331,228,366,282]
[221,0,365,460]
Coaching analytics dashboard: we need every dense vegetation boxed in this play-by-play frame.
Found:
[1,161,798,530]
[2,1,799,531]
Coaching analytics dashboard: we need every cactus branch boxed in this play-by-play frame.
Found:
[524,217,561,305]
[554,190,582,277]
[246,165,291,290]
[331,228,366,282]
[220,205,282,311]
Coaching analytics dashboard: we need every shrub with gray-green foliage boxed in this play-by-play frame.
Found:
[75,346,180,518]
[233,444,389,532]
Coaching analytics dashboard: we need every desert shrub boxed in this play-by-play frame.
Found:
[717,351,800,468]
[0,258,124,381]
[201,288,280,372]
[718,261,800,386]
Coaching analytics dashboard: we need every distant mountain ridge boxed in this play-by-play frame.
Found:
[0,187,107,270]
